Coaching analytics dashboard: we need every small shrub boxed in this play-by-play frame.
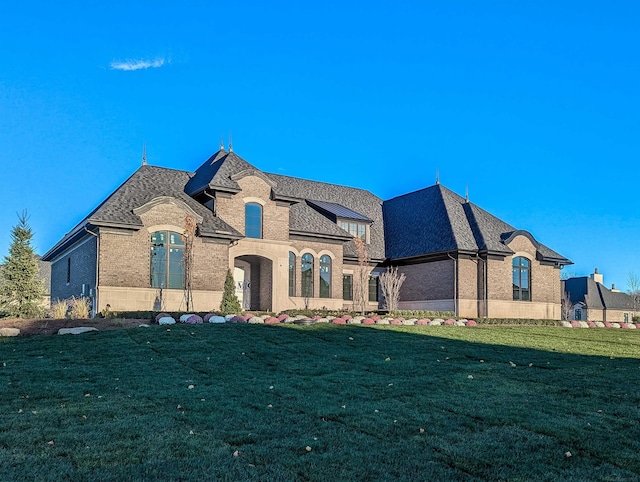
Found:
[69,296,90,319]
[50,299,69,319]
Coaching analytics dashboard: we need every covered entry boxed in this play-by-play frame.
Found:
[233,255,273,311]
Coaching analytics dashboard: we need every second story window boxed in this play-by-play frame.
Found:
[340,220,366,240]
[245,203,262,239]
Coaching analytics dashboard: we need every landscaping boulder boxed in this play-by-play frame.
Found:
[595,322,605,328]
[348,317,361,324]
[611,323,621,328]
[376,318,390,325]
[561,321,572,328]
[155,312,171,323]
[58,327,98,335]
[0,327,20,337]
[454,321,466,327]
[570,321,580,328]
[444,319,456,326]
[158,316,176,325]
[416,318,430,325]
[184,315,203,324]
[465,320,477,327]
[249,316,265,324]
[331,318,347,324]
[429,320,442,326]
[179,314,195,323]
[208,316,226,324]
[264,317,279,325]
[362,318,375,325]
[402,319,417,326]
[578,321,589,329]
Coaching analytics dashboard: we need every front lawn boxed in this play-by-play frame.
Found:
[1,325,639,480]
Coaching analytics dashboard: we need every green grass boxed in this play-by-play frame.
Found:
[1,325,640,481]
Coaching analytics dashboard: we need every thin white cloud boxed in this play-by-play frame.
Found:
[110,58,167,71]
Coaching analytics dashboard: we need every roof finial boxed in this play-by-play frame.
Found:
[142,142,147,166]
[436,168,440,185]
[219,135,224,151]
[229,131,233,153]
[465,184,469,203]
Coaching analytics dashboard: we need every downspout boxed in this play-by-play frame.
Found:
[84,227,99,318]
[447,252,458,317]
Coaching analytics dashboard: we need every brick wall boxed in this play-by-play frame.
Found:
[398,260,454,301]
[215,176,290,241]
[99,202,229,292]
[289,239,344,300]
[50,236,97,302]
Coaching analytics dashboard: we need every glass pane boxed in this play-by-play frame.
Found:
[169,232,185,245]
[521,258,529,267]
[301,254,313,297]
[349,223,357,236]
[288,252,296,297]
[151,231,166,245]
[168,247,184,289]
[368,276,378,302]
[320,256,331,298]
[512,268,520,288]
[343,275,353,301]
[150,245,166,288]
[340,221,349,231]
[357,224,365,239]
[521,289,530,301]
[245,203,262,239]
[521,269,529,289]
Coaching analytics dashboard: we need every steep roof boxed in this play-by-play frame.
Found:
[266,173,386,260]
[563,277,635,311]
[185,149,259,195]
[43,165,241,260]
[383,184,570,263]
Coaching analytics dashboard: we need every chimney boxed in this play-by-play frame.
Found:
[611,283,620,293]
[590,268,603,285]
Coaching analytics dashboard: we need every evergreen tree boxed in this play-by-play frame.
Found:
[0,211,44,318]
[219,269,242,315]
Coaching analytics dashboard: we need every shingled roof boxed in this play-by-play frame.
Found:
[43,165,241,261]
[564,277,635,311]
[185,149,260,196]
[383,184,570,263]
[44,149,570,268]
[266,173,386,261]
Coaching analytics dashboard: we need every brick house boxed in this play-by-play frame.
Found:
[563,269,637,323]
[42,147,571,318]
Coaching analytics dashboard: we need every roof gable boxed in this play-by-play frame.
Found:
[185,150,259,195]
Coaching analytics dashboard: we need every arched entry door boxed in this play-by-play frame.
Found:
[234,255,273,311]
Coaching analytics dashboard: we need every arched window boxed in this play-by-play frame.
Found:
[512,257,531,301]
[245,203,262,239]
[151,231,185,289]
[301,253,314,298]
[319,255,331,298]
[289,252,296,297]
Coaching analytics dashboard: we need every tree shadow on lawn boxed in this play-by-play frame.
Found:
[1,323,639,481]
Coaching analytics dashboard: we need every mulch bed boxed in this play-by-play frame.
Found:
[0,318,150,336]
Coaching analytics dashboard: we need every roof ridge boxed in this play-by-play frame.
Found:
[384,183,439,203]
[434,185,461,251]
[266,172,382,201]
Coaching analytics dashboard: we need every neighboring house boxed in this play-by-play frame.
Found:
[42,147,571,318]
[563,269,636,323]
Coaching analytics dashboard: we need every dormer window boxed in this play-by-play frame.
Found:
[340,220,366,240]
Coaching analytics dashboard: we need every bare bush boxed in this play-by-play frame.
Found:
[352,237,371,315]
[379,266,406,312]
[561,290,572,321]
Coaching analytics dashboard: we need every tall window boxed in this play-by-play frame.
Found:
[288,252,296,297]
[512,257,530,301]
[340,220,366,240]
[151,231,185,289]
[575,309,582,321]
[319,255,331,298]
[368,276,379,302]
[245,203,262,239]
[301,253,314,298]
[343,274,353,301]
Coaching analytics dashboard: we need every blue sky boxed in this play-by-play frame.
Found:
[1,1,639,289]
